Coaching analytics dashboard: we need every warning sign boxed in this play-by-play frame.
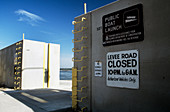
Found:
[106,50,139,89]
[95,61,102,77]
[102,4,144,46]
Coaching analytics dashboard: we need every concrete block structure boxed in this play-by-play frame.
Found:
[0,39,60,90]
[72,0,170,111]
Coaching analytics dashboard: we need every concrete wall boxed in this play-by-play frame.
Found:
[91,0,170,112]
[74,0,170,111]
[22,39,48,89]
[74,13,92,111]
[0,42,18,87]
[0,39,60,89]
[48,43,60,88]
[22,40,60,89]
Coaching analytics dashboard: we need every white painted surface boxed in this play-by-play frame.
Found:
[94,61,102,77]
[55,80,72,91]
[22,40,48,89]
[48,44,60,88]
[106,50,139,89]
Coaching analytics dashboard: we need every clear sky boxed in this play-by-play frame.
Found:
[0,0,116,68]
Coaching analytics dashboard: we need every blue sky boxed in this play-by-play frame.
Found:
[0,0,116,68]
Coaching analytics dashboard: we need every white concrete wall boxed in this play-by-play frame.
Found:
[48,43,60,88]
[22,39,48,89]
[0,39,60,89]
[22,40,60,89]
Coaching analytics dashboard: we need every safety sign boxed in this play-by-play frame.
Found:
[95,61,102,77]
[106,50,139,89]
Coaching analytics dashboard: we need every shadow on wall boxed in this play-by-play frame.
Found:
[2,89,72,112]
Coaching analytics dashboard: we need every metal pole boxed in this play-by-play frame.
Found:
[23,33,24,40]
[84,3,87,14]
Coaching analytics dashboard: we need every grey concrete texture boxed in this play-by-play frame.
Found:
[0,89,72,112]
[74,0,170,112]
[91,0,170,112]
[74,13,92,111]
[0,41,20,87]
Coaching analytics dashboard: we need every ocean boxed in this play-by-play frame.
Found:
[60,70,72,80]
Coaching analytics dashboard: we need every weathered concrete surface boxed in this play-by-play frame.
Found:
[0,89,72,112]
[73,0,170,112]
[0,42,17,87]
[74,12,92,111]
[91,0,170,112]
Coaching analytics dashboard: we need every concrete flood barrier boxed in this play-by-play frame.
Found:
[0,39,60,90]
[72,0,170,111]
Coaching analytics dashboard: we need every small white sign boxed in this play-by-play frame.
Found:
[95,61,102,77]
[107,50,139,89]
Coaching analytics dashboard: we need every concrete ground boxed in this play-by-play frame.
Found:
[0,86,72,112]
[55,80,72,91]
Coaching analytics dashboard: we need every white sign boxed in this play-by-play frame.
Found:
[106,50,139,89]
[95,61,102,77]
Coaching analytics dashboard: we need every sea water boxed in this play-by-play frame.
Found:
[60,70,72,80]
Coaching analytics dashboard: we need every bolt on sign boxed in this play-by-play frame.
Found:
[106,50,139,89]
[102,4,144,46]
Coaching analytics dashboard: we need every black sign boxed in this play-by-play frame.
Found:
[102,4,144,46]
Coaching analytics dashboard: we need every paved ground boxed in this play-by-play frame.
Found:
[56,80,72,91]
[0,88,72,112]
